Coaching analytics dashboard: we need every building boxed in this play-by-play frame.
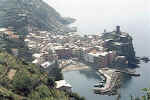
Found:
[82,50,116,68]
[82,50,108,67]
[53,46,72,59]
[98,52,109,67]
[108,51,116,65]
[72,48,82,58]
[0,28,19,39]
[41,61,51,69]
[33,53,42,58]
[116,26,121,34]
[84,52,95,63]
[55,80,72,92]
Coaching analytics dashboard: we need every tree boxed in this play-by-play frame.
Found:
[12,71,34,96]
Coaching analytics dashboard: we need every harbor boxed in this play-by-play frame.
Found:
[61,58,140,95]
[63,62,150,100]
[0,0,148,100]
[53,0,149,99]
[93,68,122,95]
[60,58,141,96]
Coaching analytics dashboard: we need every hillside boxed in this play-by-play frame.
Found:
[0,50,86,100]
[0,0,75,35]
[0,50,68,100]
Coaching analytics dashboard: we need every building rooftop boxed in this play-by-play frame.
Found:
[99,52,109,56]
[88,52,102,57]
[32,59,38,64]
[55,80,72,89]
[41,61,53,69]
[33,53,42,58]
[0,28,8,32]
[113,42,122,46]
[88,51,108,57]
[53,46,65,50]
[24,39,31,42]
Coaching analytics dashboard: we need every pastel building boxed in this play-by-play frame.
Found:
[82,50,116,68]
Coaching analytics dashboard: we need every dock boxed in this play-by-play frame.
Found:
[93,68,121,95]
[93,68,140,95]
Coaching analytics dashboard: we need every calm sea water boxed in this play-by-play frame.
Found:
[44,0,150,100]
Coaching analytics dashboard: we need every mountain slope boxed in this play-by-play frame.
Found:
[0,50,69,100]
[0,0,74,34]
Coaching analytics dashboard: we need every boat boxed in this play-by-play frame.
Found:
[99,80,105,83]
[94,83,104,88]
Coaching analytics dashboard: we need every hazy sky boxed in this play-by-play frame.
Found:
[43,0,149,33]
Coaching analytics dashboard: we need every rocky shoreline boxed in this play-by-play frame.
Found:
[137,56,150,63]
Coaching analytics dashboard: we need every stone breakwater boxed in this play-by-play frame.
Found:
[93,68,122,95]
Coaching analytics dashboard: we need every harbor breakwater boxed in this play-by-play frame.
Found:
[94,68,122,95]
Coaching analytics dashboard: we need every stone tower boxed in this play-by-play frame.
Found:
[116,26,121,34]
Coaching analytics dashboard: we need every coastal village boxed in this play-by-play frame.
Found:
[25,26,123,69]
[0,26,138,95]
[0,0,149,100]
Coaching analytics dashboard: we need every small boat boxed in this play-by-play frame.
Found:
[99,80,105,83]
[131,73,141,77]
[94,84,100,87]
[94,83,104,88]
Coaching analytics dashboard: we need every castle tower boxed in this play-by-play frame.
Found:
[116,26,121,34]
[104,29,106,33]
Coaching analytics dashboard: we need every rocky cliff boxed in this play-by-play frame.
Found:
[102,27,137,66]
[0,0,75,34]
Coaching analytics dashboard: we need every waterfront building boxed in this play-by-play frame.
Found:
[0,28,19,39]
[98,52,109,67]
[53,46,72,59]
[55,80,72,92]
[108,51,117,65]
[83,51,116,68]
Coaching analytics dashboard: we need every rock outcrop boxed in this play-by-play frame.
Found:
[102,26,137,66]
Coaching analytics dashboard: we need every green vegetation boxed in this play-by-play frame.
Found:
[70,93,86,100]
[0,35,33,62]
[0,51,68,100]
[131,88,150,100]
[0,0,84,99]
[0,0,73,34]
[49,67,64,81]
[0,50,85,100]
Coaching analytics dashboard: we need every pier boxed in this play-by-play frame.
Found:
[93,68,140,95]
[93,68,121,95]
